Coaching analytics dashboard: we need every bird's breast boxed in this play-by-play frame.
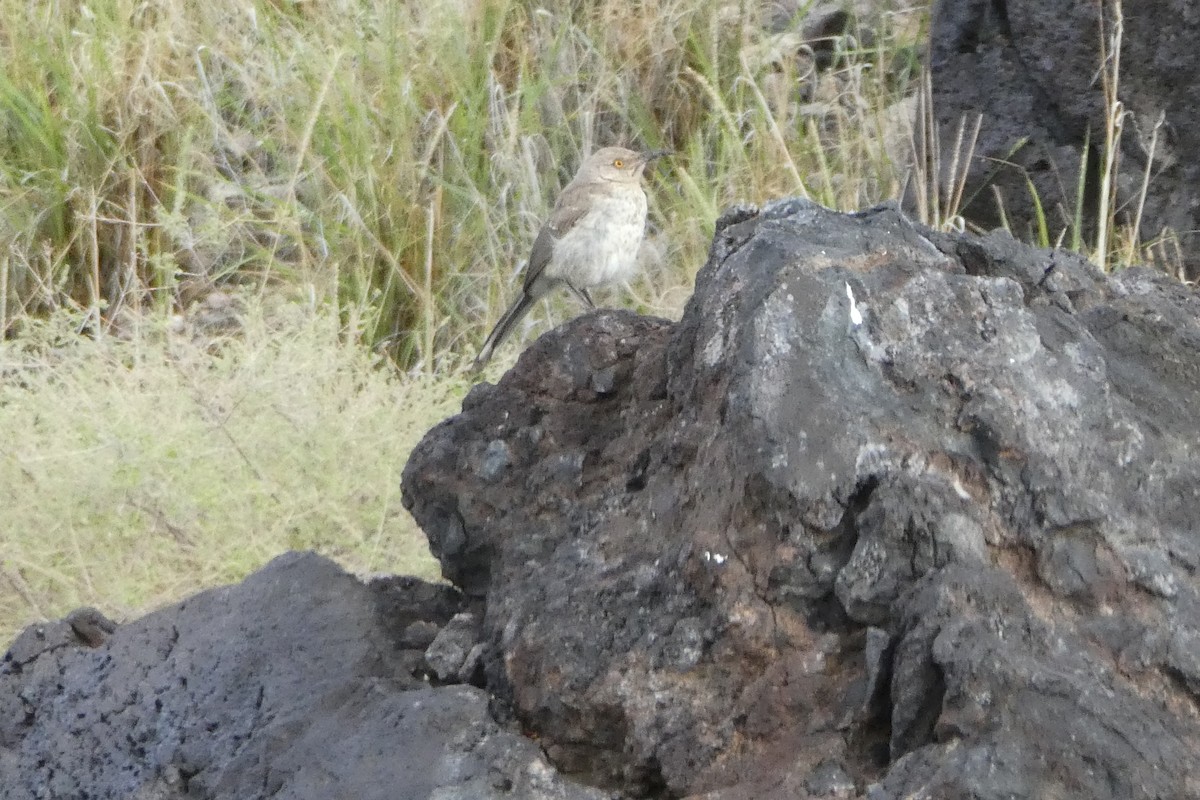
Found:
[547,187,648,288]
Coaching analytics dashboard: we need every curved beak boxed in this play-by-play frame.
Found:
[641,149,673,163]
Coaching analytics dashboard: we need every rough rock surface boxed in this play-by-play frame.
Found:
[928,0,1200,278]
[0,552,613,800]
[403,199,1200,798]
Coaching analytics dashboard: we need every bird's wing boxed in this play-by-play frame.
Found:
[523,182,594,290]
[524,226,556,290]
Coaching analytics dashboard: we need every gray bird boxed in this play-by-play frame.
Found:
[473,146,668,370]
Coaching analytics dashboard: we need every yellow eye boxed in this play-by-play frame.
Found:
[613,159,624,168]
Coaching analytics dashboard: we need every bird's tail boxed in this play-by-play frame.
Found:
[472,292,535,371]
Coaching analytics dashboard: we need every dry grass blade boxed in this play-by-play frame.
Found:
[0,301,448,642]
[1095,0,1125,271]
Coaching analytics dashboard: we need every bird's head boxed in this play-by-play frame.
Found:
[584,146,671,182]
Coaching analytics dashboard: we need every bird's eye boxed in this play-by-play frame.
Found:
[613,159,624,168]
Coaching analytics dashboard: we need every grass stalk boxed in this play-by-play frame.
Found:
[1095,0,1124,271]
[1124,111,1164,267]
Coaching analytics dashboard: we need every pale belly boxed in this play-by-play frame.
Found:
[545,190,648,288]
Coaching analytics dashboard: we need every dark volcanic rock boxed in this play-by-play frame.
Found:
[403,199,1200,798]
[928,0,1200,278]
[425,611,486,684]
[0,552,613,800]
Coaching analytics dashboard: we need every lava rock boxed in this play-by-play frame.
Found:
[0,552,610,800]
[403,199,1200,798]
[928,0,1200,278]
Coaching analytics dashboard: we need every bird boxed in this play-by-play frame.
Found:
[472,146,669,370]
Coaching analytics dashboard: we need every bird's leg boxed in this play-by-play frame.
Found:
[565,282,596,309]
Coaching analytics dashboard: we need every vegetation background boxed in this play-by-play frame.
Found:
[0,0,1142,644]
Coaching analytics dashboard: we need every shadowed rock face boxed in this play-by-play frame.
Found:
[403,199,1200,798]
[928,0,1200,279]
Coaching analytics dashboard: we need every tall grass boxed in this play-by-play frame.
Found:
[0,0,924,365]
